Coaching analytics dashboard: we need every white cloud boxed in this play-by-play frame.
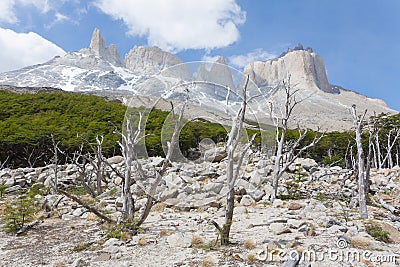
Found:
[0,28,65,73]
[94,0,246,53]
[0,0,50,24]
[54,12,69,23]
[45,12,71,29]
[228,49,277,68]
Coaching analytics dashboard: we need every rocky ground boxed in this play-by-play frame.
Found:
[0,153,399,267]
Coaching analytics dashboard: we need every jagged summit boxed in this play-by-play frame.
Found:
[243,46,337,94]
[277,43,314,58]
[89,28,105,55]
[89,28,121,66]
[197,56,235,91]
[124,45,184,76]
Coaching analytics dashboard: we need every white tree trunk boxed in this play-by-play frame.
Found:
[220,76,255,244]
[95,135,104,194]
[375,134,383,169]
[271,131,285,201]
[351,105,368,219]
[269,77,324,202]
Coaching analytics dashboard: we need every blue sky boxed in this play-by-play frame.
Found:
[0,0,399,111]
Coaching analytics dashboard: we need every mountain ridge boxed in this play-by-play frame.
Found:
[0,28,396,130]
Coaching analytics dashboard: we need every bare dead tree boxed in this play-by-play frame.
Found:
[365,116,380,193]
[382,128,400,169]
[375,131,383,169]
[94,135,105,194]
[344,140,353,169]
[22,146,44,168]
[209,76,256,245]
[115,114,140,220]
[50,134,59,194]
[371,139,378,169]
[351,104,368,219]
[72,134,112,196]
[369,113,400,169]
[70,143,97,198]
[0,156,9,169]
[53,141,114,222]
[58,189,115,223]
[269,78,324,201]
[82,135,107,195]
[113,98,187,230]
[57,136,101,197]
[135,101,186,228]
[376,194,400,216]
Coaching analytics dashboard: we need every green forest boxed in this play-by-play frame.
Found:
[0,90,399,169]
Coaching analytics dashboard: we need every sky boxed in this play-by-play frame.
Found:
[0,0,399,111]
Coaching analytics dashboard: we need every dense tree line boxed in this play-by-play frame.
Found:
[0,90,398,169]
[0,91,126,167]
[0,91,230,167]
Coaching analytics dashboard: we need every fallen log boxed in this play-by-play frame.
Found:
[58,189,116,223]
[16,212,47,236]
[376,194,400,216]
[16,219,41,236]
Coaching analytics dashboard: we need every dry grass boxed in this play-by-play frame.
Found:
[138,237,147,246]
[247,253,256,262]
[350,236,374,250]
[98,199,107,208]
[53,260,67,267]
[243,239,256,250]
[152,202,167,212]
[159,228,174,237]
[85,212,98,221]
[80,195,95,203]
[201,256,215,267]
[191,235,204,247]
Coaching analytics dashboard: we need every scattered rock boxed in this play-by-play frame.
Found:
[114,177,123,186]
[288,202,303,210]
[104,238,123,247]
[350,235,376,250]
[375,220,400,243]
[102,245,119,254]
[240,195,255,206]
[167,232,191,248]
[204,182,223,194]
[72,208,85,217]
[326,218,342,228]
[272,199,284,208]
[71,257,88,267]
[269,223,292,235]
[4,185,22,193]
[247,189,265,202]
[94,253,112,262]
[61,214,75,221]
[107,156,124,165]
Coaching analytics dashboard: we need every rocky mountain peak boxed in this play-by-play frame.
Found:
[89,28,121,66]
[243,47,338,94]
[89,28,105,55]
[123,45,184,75]
[215,56,227,65]
[196,56,235,91]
